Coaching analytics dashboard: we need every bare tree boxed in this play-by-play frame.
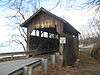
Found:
[10,26,26,51]
[0,0,61,51]
[86,0,100,7]
[79,0,100,45]
[81,0,100,59]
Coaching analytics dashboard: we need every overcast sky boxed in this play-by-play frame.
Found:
[0,0,95,53]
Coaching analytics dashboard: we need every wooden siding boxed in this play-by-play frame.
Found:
[29,11,63,34]
[20,8,79,66]
[32,12,55,28]
[63,34,77,66]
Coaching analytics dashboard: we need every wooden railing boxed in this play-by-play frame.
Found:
[0,51,35,56]
[0,51,36,62]
[0,50,57,62]
[0,50,57,74]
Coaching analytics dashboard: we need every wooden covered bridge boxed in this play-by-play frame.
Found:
[21,7,80,66]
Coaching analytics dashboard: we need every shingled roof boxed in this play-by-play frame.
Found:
[20,7,80,35]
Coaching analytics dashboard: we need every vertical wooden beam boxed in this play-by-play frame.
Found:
[43,32,44,37]
[47,32,50,50]
[62,34,79,66]
[58,34,60,52]
[27,26,33,57]
[39,30,41,37]
[76,34,79,58]
[48,32,49,38]
[54,34,56,38]
[62,34,72,66]
[35,30,37,36]
[27,27,30,52]
[26,22,35,52]
[62,43,67,66]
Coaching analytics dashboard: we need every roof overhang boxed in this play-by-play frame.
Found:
[20,7,80,35]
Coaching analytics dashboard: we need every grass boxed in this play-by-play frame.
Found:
[78,51,99,65]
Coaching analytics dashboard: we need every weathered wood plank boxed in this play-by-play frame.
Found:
[0,58,41,75]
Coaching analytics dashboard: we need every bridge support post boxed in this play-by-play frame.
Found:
[51,54,56,66]
[24,66,32,75]
[41,58,48,73]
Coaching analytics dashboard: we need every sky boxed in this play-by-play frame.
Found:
[0,0,95,53]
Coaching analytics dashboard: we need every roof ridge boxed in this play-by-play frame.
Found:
[20,7,80,34]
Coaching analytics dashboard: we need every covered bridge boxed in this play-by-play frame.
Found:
[20,7,80,66]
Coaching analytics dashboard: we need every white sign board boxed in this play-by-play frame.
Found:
[60,37,66,44]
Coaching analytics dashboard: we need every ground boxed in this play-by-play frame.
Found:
[32,52,100,75]
[33,63,100,75]
[0,51,100,75]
